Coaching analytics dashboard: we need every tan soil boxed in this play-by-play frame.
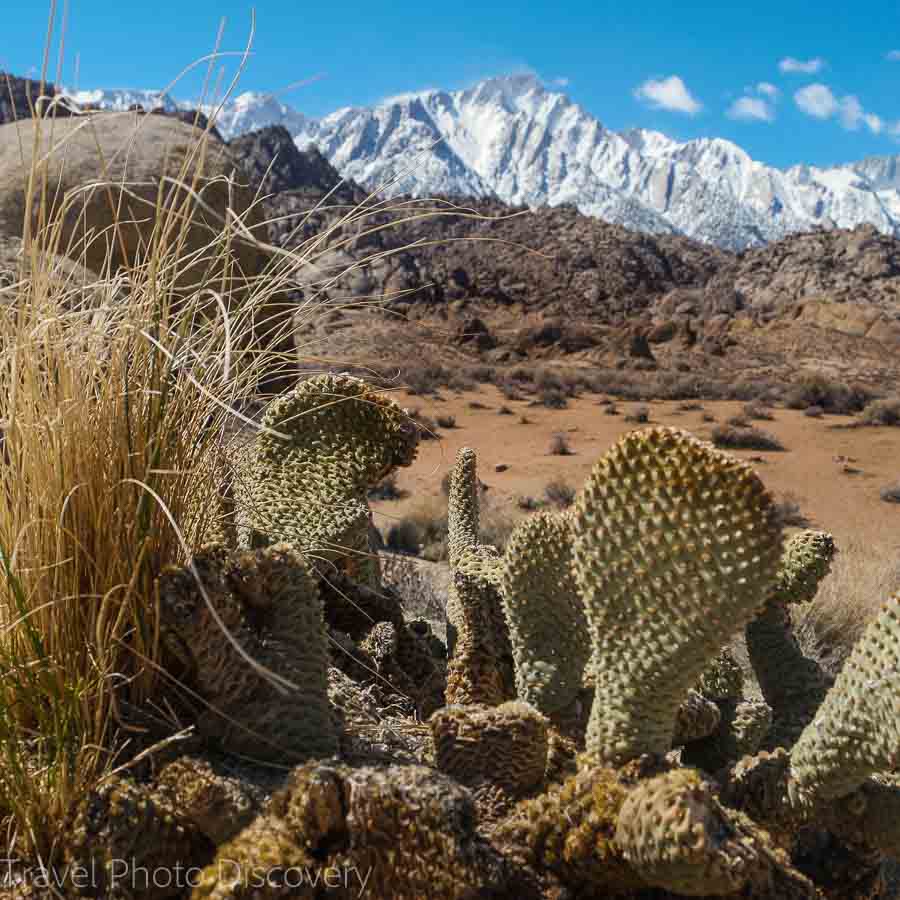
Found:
[371,385,900,553]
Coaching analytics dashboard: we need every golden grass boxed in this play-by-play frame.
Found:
[793,537,900,673]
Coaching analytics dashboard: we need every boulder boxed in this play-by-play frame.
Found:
[0,113,268,295]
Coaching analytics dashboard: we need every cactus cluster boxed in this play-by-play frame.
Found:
[22,378,900,900]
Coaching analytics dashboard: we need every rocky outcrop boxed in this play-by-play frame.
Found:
[0,71,74,123]
[0,114,268,286]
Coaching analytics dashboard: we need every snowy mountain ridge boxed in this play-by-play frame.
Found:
[62,76,900,250]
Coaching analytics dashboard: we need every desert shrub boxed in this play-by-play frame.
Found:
[544,478,576,508]
[498,381,525,401]
[435,414,457,429]
[405,364,449,395]
[497,405,514,416]
[386,496,448,557]
[858,397,900,427]
[549,434,574,456]
[624,404,650,424]
[711,424,785,451]
[676,401,704,412]
[701,412,716,423]
[784,373,872,414]
[480,504,517,551]
[804,405,824,418]
[518,415,532,425]
[517,495,544,511]
[726,414,750,428]
[368,473,407,501]
[378,554,446,625]
[466,365,497,385]
[447,372,476,392]
[773,491,808,527]
[539,386,568,409]
[468,400,489,410]
[880,483,900,504]
[408,409,440,440]
[743,401,774,421]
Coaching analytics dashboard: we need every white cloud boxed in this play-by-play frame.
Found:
[887,50,900,61]
[633,75,702,114]
[779,56,826,74]
[864,113,883,134]
[551,77,570,87]
[794,84,885,134]
[839,94,864,129]
[727,96,775,122]
[794,83,838,118]
[757,82,779,98]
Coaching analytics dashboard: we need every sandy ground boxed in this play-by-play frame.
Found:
[371,384,900,554]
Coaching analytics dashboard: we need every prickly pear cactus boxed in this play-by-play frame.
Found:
[789,592,900,805]
[444,448,514,705]
[571,427,783,764]
[157,543,337,761]
[499,511,590,717]
[234,373,418,583]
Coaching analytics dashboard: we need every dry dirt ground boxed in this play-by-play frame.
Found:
[370,385,900,554]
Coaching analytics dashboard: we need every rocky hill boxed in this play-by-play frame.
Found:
[261,180,900,392]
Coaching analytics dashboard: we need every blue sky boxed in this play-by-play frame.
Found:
[4,1,899,169]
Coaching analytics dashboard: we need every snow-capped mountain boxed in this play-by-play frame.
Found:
[59,87,181,112]
[194,92,307,141]
[66,76,900,250]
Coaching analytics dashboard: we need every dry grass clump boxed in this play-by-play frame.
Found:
[880,483,900,504]
[435,414,457,428]
[548,433,573,456]
[784,373,872,415]
[384,492,515,561]
[793,540,900,673]
[0,128,288,857]
[544,478,576,509]
[742,401,774,421]
[711,423,785,451]
[858,397,900,427]
[624,404,650,424]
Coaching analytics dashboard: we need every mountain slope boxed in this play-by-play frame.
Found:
[64,76,900,250]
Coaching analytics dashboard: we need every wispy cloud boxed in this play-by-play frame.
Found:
[729,83,778,122]
[551,76,570,87]
[633,75,702,114]
[728,96,774,122]
[887,50,900,61]
[794,83,884,134]
[779,56,826,74]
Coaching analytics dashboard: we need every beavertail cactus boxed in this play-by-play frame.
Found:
[789,592,900,805]
[194,762,510,900]
[65,776,201,900]
[234,374,418,583]
[157,543,337,761]
[672,690,722,745]
[493,757,651,893]
[571,426,783,764]
[429,701,549,799]
[614,768,813,897]
[499,511,590,717]
[154,756,260,845]
[747,530,837,749]
[445,448,514,705]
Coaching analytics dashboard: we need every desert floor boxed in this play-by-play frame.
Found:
[370,385,900,554]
